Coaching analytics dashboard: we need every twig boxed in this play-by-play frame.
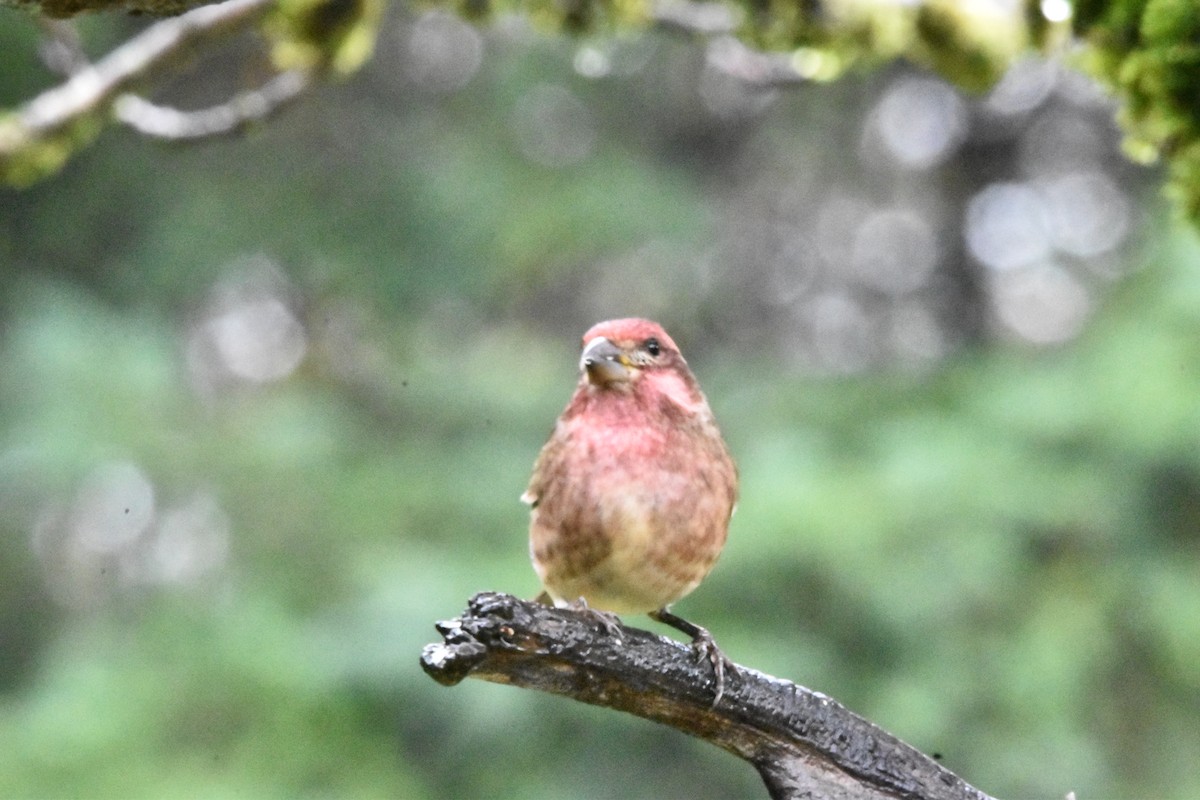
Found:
[704,36,812,87]
[33,15,309,142]
[113,69,312,140]
[650,0,811,87]
[1,0,284,182]
[18,0,276,136]
[422,592,998,800]
[33,15,310,142]
[651,0,740,36]
[36,18,89,76]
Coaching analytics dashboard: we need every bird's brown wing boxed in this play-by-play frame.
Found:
[521,422,567,508]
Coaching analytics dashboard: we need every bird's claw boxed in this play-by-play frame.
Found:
[568,597,623,639]
[649,607,736,707]
[690,628,736,707]
[590,609,624,638]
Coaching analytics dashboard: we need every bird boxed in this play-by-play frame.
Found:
[522,318,738,702]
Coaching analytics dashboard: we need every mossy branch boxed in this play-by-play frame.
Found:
[5,0,1200,226]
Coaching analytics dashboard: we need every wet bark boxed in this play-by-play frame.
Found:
[421,592,997,800]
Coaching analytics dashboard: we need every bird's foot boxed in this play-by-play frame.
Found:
[568,597,624,639]
[649,607,736,707]
[690,627,737,708]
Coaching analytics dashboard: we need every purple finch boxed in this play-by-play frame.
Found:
[523,318,738,701]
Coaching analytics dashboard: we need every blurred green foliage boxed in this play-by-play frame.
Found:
[1,8,1199,800]
[716,230,1200,796]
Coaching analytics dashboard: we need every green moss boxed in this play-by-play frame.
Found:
[914,1,1020,91]
[1140,0,1200,45]
[267,0,384,74]
[1066,0,1200,225]
[0,113,103,187]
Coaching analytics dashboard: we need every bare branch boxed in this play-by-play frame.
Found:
[113,69,312,141]
[704,36,811,88]
[28,4,312,146]
[651,0,740,36]
[19,0,275,134]
[1,0,288,183]
[35,18,89,76]
[422,592,998,800]
[650,0,813,88]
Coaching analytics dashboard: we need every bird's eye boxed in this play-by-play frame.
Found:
[644,338,661,357]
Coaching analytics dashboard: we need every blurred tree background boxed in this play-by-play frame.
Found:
[2,3,1200,798]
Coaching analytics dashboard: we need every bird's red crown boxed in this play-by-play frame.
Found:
[582,318,680,353]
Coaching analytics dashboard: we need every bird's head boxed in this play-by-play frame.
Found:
[578,318,684,389]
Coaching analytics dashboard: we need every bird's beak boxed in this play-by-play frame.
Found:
[580,337,634,386]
